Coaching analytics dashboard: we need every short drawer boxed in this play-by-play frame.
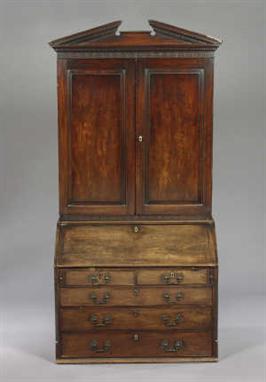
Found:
[61,331,213,358]
[137,268,208,285]
[60,306,212,331]
[63,269,134,286]
[60,286,212,307]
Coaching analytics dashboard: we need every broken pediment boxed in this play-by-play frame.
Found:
[49,20,222,51]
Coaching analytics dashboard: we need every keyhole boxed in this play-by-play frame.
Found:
[133,333,139,341]
[133,288,140,296]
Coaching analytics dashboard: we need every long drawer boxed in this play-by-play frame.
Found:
[60,306,212,331]
[60,286,212,307]
[62,268,209,286]
[61,331,212,358]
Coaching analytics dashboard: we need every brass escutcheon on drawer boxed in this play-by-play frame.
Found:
[89,314,112,327]
[89,339,111,353]
[88,272,111,285]
[89,292,110,305]
[162,291,184,304]
[160,339,184,352]
[132,333,140,341]
[133,225,140,233]
[160,313,183,327]
[161,271,184,284]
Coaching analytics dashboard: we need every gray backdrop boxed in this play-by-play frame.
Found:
[0,1,265,381]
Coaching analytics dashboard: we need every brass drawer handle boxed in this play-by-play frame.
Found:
[160,313,183,327]
[89,292,110,305]
[160,339,184,352]
[89,314,112,327]
[88,272,111,285]
[161,272,184,284]
[162,292,184,304]
[89,339,111,353]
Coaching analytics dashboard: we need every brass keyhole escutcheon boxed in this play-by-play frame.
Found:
[133,333,140,341]
[133,225,139,233]
[132,309,140,317]
[133,288,140,296]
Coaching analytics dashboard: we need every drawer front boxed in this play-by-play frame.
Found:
[62,268,209,286]
[60,286,212,307]
[61,306,212,331]
[61,331,212,358]
[64,269,134,286]
[137,269,208,285]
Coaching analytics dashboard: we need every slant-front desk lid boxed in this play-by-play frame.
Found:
[55,223,217,267]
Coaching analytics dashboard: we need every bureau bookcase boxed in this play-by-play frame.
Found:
[50,20,222,363]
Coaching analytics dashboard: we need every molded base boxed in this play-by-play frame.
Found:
[56,357,218,364]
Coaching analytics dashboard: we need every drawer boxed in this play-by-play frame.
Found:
[63,269,134,286]
[137,268,208,285]
[61,331,212,358]
[60,306,212,331]
[61,268,209,287]
[60,286,212,307]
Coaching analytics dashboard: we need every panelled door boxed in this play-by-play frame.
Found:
[136,58,213,217]
[59,59,135,216]
[59,58,212,218]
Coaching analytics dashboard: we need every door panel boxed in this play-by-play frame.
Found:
[148,71,201,203]
[136,59,213,216]
[71,73,124,203]
[58,59,135,216]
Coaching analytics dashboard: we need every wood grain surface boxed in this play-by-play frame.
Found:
[55,223,217,267]
[52,20,221,363]
[60,306,212,331]
[60,286,212,307]
[61,330,212,358]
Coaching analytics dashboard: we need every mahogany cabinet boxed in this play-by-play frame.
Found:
[50,20,221,363]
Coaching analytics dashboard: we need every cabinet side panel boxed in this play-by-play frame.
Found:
[57,59,68,214]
